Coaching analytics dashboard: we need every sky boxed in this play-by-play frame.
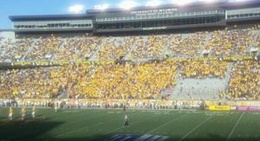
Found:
[0,0,253,29]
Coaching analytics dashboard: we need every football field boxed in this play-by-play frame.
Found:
[0,108,259,141]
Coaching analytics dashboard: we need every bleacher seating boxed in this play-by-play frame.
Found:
[97,37,134,60]
[0,24,259,100]
[0,60,178,99]
[227,60,259,100]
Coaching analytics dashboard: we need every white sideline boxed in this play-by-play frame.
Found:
[226,112,245,141]
[179,115,213,141]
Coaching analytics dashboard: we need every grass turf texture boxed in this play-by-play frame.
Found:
[0,108,259,141]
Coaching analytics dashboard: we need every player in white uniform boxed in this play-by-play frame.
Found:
[21,107,26,120]
[54,103,58,112]
[32,106,35,118]
[124,114,129,127]
[8,107,13,120]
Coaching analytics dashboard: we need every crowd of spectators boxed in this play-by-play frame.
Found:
[227,60,259,100]
[25,35,63,61]
[0,60,178,99]
[0,38,34,62]
[205,25,259,57]
[179,60,228,79]
[166,32,207,57]
[0,24,259,100]
[1,59,258,100]
[1,25,259,62]
[56,36,101,61]
[1,60,259,100]
[97,36,135,60]
[129,35,166,59]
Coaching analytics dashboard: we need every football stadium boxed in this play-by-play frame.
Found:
[0,0,259,141]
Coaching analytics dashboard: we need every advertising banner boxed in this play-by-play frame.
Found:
[236,106,260,111]
[208,105,231,111]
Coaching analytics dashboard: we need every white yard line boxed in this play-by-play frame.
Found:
[55,122,104,137]
[147,114,189,134]
[226,112,245,141]
[105,112,186,135]
[179,116,213,141]
[104,112,160,135]
[55,110,139,137]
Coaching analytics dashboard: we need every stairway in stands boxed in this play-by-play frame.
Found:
[89,37,107,61]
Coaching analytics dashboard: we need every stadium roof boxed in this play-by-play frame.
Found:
[9,0,260,22]
[9,14,93,21]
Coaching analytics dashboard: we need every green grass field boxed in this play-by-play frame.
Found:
[0,107,259,141]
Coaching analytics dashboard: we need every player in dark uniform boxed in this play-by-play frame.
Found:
[123,104,126,112]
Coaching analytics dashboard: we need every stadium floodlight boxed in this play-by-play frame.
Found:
[68,4,84,14]
[119,1,138,10]
[145,0,162,7]
[94,4,109,11]
[171,0,194,6]
[201,0,217,3]
[233,0,253,2]
[198,0,218,3]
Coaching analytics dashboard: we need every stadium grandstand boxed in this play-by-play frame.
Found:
[0,1,260,110]
[1,0,259,101]
[0,0,259,140]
